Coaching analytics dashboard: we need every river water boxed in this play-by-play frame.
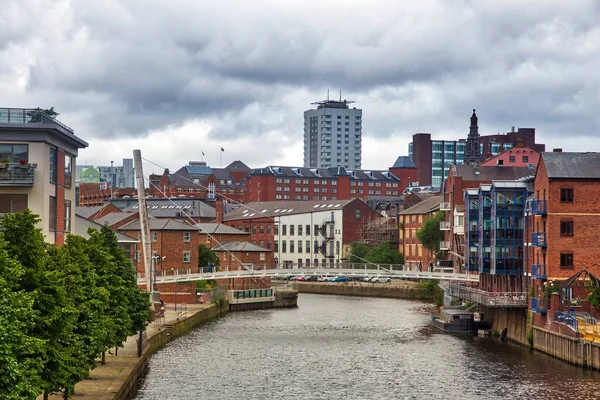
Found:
[135,294,600,400]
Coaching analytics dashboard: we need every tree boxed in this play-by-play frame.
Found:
[364,242,404,264]
[347,242,370,263]
[416,211,445,259]
[27,107,59,123]
[198,244,219,271]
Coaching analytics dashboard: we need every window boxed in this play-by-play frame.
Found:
[267,225,272,234]
[355,209,361,220]
[49,196,57,231]
[282,225,287,235]
[63,199,71,232]
[274,224,279,235]
[523,156,529,163]
[290,225,295,235]
[560,188,574,203]
[252,225,257,234]
[282,241,287,253]
[508,156,515,163]
[245,225,250,232]
[560,221,574,236]
[336,241,340,255]
[267,241,272,250]
[183,231,191,242]
[298,240,303,253]
[314,225,318,235]
[0,194,27,214]
[259,240,264,248]
[274,241,279,252]
[306,225,311,235]
[314,240,319,253]
[290,241,295,253]
[49,147,57,183]
[259,225,264,235]
[64,154,72,188]
[560,253,574,269]
[298,225,302,235]
[183,251,191,263]
[306,240,310,253]
[152,231,158,242]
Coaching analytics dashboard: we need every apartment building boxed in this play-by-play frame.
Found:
[0,107,88,244]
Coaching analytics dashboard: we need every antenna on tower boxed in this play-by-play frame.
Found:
[339,90,342,102]
[327,89,329,101]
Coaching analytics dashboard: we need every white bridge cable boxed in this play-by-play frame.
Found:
[140,157,389,272]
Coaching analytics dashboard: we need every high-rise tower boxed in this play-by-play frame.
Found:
[463,109,484,164]
[303,94,362,169]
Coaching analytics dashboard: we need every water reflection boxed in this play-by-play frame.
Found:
[136,294,600,400]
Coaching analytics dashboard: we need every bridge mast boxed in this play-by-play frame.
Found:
[134,149,153,293]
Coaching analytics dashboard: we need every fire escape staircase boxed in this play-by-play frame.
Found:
[318,220,335,259]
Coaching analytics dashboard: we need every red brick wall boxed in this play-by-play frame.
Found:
[341,200,382,244]
[399,213,436,271]
[55,149,66,246]
[389,167,418,191]
[224,217,274,250]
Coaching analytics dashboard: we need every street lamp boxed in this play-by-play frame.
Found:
[171,268,178,312]
[151,254,165,292]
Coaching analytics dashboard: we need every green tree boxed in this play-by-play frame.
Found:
[364,242,404,264]
[198,244,219,271]
[348,241,370,263]
[27,107,59,123]
[416,211,445,259]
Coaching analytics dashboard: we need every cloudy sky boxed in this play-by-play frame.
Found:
[2,0,600,175]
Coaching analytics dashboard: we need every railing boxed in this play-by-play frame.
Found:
[529,199,547,215]
[0,107,74,134]
[440,241,450,250]
[0,163,36,185]
[555,311,578,332]
[177,302,187,318]
[440,221,451,231]
[530,297,547,314]
[440,201,450,211]
[444,283,527,307]
[531,232,547,248]
[227,288,275,304]
[531,264,547,280]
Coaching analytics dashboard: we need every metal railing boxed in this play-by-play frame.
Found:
[440,241,450,250]
[531,232,547,247]
[440,201,450,211]
[529,199,547,215]
[530,297,547,314]
[440,221,451,230]
[555,311,578,332]
[531,264,547,280]
[0,163,36,185]
[444,283,527,307]
[0,107,74,134]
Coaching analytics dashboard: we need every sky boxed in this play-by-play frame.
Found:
[2,0,600,176]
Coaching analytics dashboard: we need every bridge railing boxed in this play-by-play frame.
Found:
[444,283,527,308]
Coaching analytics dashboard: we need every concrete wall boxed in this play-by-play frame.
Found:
[481,306,528,344]
[297,283,435,300]
[533,326,600,370]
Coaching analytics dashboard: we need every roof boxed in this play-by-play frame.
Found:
[248,165,400,182]
[223,199,361,221]
[212,241,268,252]
[542,152,600,179]
[74,215,138,243]
[491,180,532,190]
[119,218,194,231]
[453,165,533,182]
[123,199,215,219]
[226,160,251,171]
[93,211,136,226]
[194,223,248,235]
[391,156,417,169]
[561,269,600,288]
[399,195,443,215]
[75,206,103,218]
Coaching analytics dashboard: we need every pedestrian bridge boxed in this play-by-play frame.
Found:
[138,265,479,286]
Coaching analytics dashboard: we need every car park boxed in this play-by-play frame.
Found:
[371,276,392,283]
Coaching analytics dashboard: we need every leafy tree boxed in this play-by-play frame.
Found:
[364,242,404,264]
[348,242,370,263]
[416,211,445,259]
[27,107,59,123]
[198,244,219,271]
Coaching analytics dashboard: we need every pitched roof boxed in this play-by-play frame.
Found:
[226,160,251,171]
[75,215,138,243]
[453,165,534,181]
[93,211,137,226]
[248,165,400,182]
[75,206,103,218]
[223,199,361,221]
[119,218,194,231]
[542,152,600,179]
[399,195,443,215]
[194,223,248,235]
[123,199,215,219]
[212,241,268,252]
[391,156,417,169]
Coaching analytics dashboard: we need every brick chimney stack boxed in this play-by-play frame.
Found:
[215,198,223,223]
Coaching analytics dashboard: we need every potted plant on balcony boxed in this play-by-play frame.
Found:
[19,160,29,169]
[0,160,7,169]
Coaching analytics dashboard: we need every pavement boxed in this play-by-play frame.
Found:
[37,303,210,400]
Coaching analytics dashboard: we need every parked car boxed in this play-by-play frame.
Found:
[371,276,392,283]
[363,276,373,283]
[303,275,319,282]
[317,276,331,282]
[329,276,349,283]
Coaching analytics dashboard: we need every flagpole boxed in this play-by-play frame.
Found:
[220,149,222,168]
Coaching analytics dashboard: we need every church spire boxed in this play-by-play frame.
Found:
[464,109,484,164]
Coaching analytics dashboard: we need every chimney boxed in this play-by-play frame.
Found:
[215,198,224,223]
[516,138,524,148]
[553,148,563,153]
[511,126,515,133]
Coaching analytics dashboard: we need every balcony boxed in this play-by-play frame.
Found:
[444,283,527,308]
[0,107,74,135]
[440,221,451,231]
[0,163,36,186]
[453,224,464,235]
[439,241,450,250]
[440,201,450,211]
[531,232,547,248]
[531,264,547,280]
[529,199,547,215]
[530,297,547,314]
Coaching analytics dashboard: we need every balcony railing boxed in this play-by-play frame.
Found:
[440,221,451,231]
[530,297,547,314]
[444,283,527,308]
[0,163,36,186]
[531,232,547,248]
[529,199,547,215]
[531,264,547,280]
[555,311,578,332]
[440,201,450,211]
[440,241,450,250]
[0,107,74,134]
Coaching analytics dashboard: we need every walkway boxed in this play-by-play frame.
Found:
[38,303,210,400]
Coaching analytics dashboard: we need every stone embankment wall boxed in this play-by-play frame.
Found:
[481,306,528,344]
[297,283,435,300]
[533,326,600,370]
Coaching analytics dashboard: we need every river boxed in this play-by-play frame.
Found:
[135,294,600,400]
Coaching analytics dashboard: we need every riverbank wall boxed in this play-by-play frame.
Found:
[532,326,600,370]
[481,306,528,344]
[297,283,435,300]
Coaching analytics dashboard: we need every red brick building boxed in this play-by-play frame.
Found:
[78,183,136,206]
[399,195,442,271]
[481,146,540,168]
